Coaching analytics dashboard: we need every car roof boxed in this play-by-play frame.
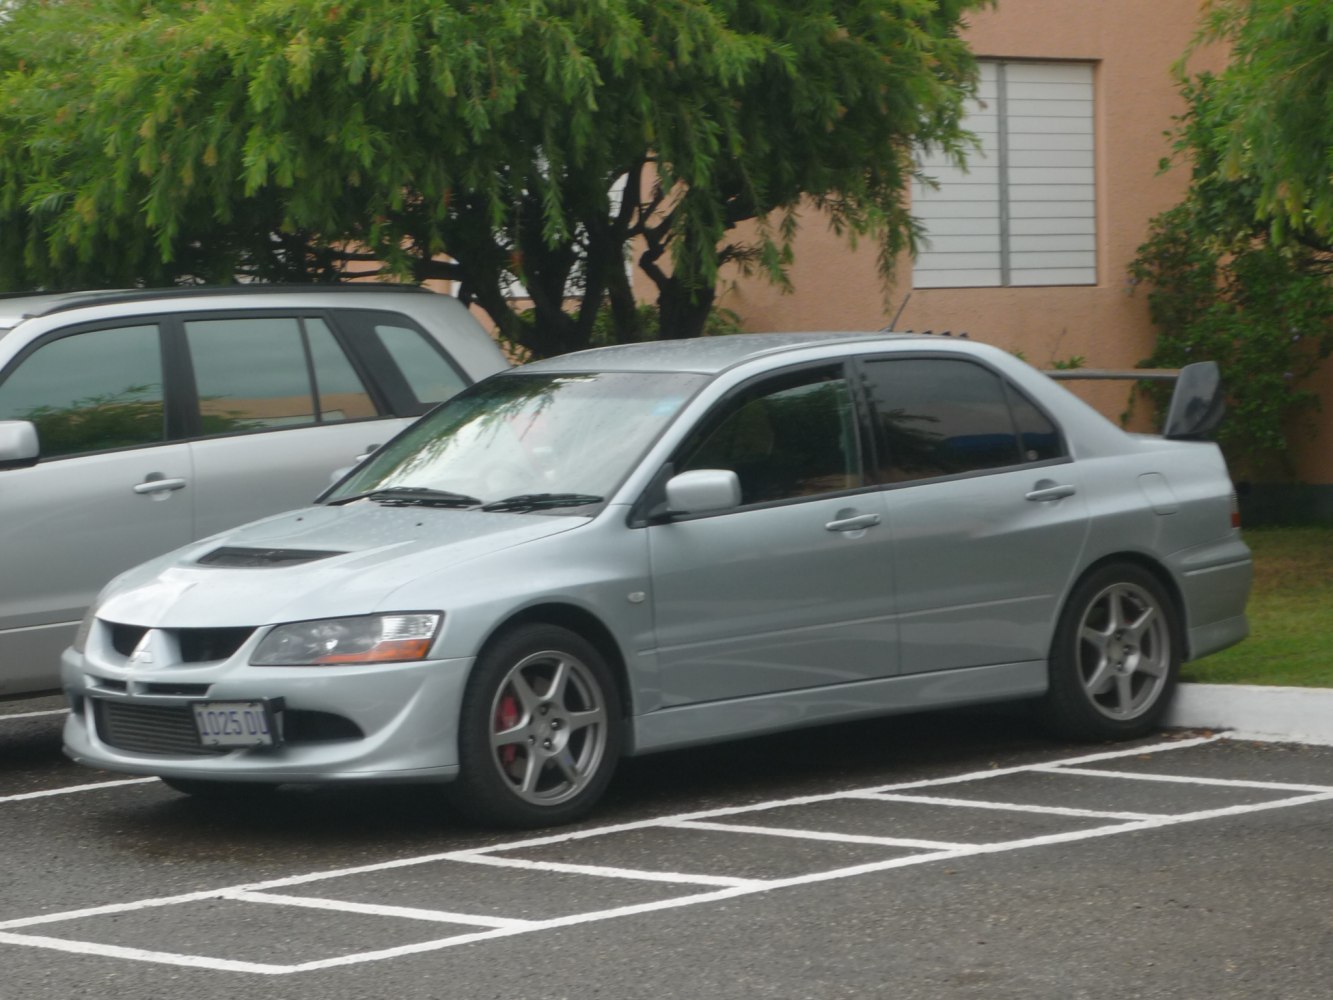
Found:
[0,290,118,329]
[0,284,433,329]
[519,332,930,375]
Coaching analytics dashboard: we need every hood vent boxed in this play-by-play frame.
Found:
[197,546,345,568]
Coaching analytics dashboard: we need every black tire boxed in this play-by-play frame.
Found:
[160,777,279,799]
[451,623,623,828]
[1039,563,1182,741]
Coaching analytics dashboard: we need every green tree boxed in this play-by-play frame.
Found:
[0,0,988,358]
[1130,1,1332,473]
[1186,0,1332,244]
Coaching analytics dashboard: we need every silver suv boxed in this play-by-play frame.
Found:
[0,286,508,697]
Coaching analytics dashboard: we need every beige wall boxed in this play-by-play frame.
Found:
[715,1,1332,484]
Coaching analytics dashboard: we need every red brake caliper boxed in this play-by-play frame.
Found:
[496,691,521,768]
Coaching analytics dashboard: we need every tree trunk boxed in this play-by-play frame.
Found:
[656,277,717,340]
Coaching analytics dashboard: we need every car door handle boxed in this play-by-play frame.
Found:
[825,512,881,532]
[1025,482,1077,503]
[132,476,187,495]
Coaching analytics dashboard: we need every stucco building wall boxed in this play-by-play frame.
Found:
[714,1,1332,493]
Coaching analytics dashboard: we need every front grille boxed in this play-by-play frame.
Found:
[109,623,148,657]
[178,628,253,663]
[92,701,223,757]
[104,622,254,663]
[141,683,211,697]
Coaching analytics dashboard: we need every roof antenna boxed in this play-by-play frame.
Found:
[880,293,911,333]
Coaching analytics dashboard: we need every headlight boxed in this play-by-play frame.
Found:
[251,613,442,666]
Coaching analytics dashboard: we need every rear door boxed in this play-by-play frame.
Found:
[860,355,1090,673]
[178,310,472,536]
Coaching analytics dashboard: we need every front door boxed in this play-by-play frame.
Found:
[0,323,192,694]
[647,364,898,706]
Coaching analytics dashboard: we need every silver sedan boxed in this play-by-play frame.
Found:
[62,333,1251,827]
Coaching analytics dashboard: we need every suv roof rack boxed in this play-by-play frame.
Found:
[16,283,431,320]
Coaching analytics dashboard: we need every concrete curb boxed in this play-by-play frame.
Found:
[1167,682,1333,747]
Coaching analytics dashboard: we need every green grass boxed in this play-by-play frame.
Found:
[1181,526,1333,687]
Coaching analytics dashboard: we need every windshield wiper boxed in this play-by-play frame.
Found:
[480,492,604,513]
[328,486,482,508]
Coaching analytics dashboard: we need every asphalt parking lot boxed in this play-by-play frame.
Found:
[2,695,1330,1000]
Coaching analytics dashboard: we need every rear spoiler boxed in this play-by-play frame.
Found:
[1044,361,1225,441]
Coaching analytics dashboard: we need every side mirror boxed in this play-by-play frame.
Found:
[0,421,39,470]
[1163,362,1225,440]
[330,444,381,485]
[664,469,741,517]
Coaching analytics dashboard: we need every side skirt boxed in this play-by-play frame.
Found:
[627,660,1047,755]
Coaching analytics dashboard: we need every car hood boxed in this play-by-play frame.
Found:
[96,504,589,629]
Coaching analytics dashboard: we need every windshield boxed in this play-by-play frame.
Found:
[325,370,707,510]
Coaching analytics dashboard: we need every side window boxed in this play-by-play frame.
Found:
[185,316,377,433]
[306,319,377,421]
[0,325,165,458]
[1007,383,1064,462]
[373,323,469,407]
[863,357,1031,482]
[679,367,862,506]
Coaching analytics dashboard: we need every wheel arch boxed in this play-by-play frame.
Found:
[477,603,634,720]
[1061,552,1189,656]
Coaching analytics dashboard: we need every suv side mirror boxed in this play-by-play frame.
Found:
[0,421,39,470]
[1163,362,1225,441]
[664,469,742,516]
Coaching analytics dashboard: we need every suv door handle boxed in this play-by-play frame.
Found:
[825,512,881,532]
[1025,482,1077,503]
[133,476,187,495]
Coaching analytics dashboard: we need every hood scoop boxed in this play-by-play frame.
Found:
[196,546,346,568]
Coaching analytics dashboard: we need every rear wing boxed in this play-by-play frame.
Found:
[1044,361,1224,441]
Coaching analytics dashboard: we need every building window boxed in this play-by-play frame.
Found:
[912,60,1096,288]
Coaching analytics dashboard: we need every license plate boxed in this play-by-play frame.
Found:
[191,701,277,748]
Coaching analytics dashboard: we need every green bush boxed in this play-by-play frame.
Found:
[1129,67,1332,476]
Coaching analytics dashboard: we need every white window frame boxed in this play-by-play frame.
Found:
[912,60,1097,289]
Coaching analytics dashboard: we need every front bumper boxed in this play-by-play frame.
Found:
[61,645,473,784]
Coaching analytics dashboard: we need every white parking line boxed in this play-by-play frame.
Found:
[861,792,1163,822]
[3,735,1330,976]
[0,708,67,721]
[0,933,292,976]
[666,818,971,851]
[224,891,538,929]
[1038,764,1333,794]
[447,852,761,888]
[0,778,158,804]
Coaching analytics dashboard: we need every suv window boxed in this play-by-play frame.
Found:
[862,357,1062,482]
[0,324,165,457]
[679,366,862,505]
[185,316,377,432]
[373,322,470,407]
